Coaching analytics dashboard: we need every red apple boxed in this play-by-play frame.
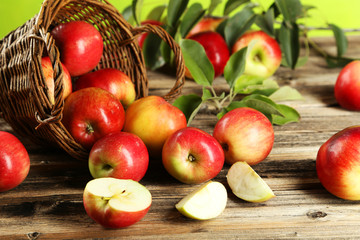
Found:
[162,127,224,184]
[334,60,360,111]
[89,131,149,181]
[62,87,125,150]
[316,126,360,200]
[0,131,30,192]
[51,21,103,77]
[186,16,224,38]
[137,20,163,48]
[123,95,187,157]
[83,177,152,228]
[232,30,282,78]
[213,107,274,165]
[75,68,136,108]
[41,56,72,104]
[186,31,230,78]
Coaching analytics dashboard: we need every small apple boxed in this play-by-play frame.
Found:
[75,68,136,108]
[175,181,227,220]
[232,30,282,78]
[62,87,125,150]
[83,177,152,228]
[123,95,187,157]
[51,21,103,77]
[89,131,149,181]
[137,20,163,49]
[334,60,360,111]
[186,31,230,78]
[41,56,72,104]
[227,161,275,202]
[162,127,225,184]
[186,16,224,38]
[213,107,274,165]
[0,131,30,192]
[316,126,360,200]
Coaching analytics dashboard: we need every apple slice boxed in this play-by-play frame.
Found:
[175,181,227,220]
[83,177,152,228]
[227,161,275,202]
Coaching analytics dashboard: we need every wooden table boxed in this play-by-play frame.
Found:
[1,36,360,240]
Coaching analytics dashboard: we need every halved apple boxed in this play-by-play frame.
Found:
[226,161,275,202]
[175,181,227,220]
[83,177,152,228]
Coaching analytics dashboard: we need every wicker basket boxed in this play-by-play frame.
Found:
[0,0,185,160]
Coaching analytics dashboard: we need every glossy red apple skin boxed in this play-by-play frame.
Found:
[51,21,103,77]
[232,30,282,78]
[41,56,72,104]
[75,68,136,108]
[0,131,30,192]
[213,107,274,165]
[162,127,224,184]
[186,16,224,37]
[137,20,163,48]
[334,61,360,111]
[62,87,125,150]
[316,126,360,200]
[123,96,187,157]
[89,131,149,181]
[187,31,230,78]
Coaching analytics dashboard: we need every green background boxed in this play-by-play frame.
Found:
[0,0,359,39]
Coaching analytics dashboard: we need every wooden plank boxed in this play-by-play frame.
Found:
[1,36,360,239]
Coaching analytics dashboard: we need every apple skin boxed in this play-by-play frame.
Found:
[51,21,103,77]
[187,31,230,78]
[41,56,72,104]
[89,131,149,181]
[334,60,360,111]
[316,126,360,200]
[75,68,136,108]
[62,87,125,150]
[123,96,187,157]
[186,16,224,38]
[232,30,282,78]
[213,107,274,165]
[162,127,225,184]
[83,178,151,228]
[0,131,30,192]
[137,20,163,48]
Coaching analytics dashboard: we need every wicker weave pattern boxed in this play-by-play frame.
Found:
[0,0,185,160]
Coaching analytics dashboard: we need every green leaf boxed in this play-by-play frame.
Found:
[279,21,300,69]
[242,94,284,117]
[272,104,300,125]
[167,0,189,28]
[325,56,355,68]
[142,32,165,70]
[132,0,144,25]
[234,75,279,94]
[329,23,348,57]
[173,94,202,122]
[224,8,256,48]
[217,101,247,119]
[224,47,247,89]
[180,3,206,38]
[146,5,167,21]
[180,39,215,86]
[202,88,213,101]
[255,8,275,37]
[224,0,250,16]
[275,0,303,23]
[208,0,223,15]
[269,86,302,102]
[122,6,134,24]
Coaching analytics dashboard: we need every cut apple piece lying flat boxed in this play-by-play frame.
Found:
[83,177,152,228]
[175,181,227,220]
[227,161,275,202]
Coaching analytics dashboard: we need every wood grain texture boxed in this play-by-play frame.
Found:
[1,36,360,240]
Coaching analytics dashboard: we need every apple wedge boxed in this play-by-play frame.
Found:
[83,177,152,228]
[175,181,227,220]
[227,161,275,202]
